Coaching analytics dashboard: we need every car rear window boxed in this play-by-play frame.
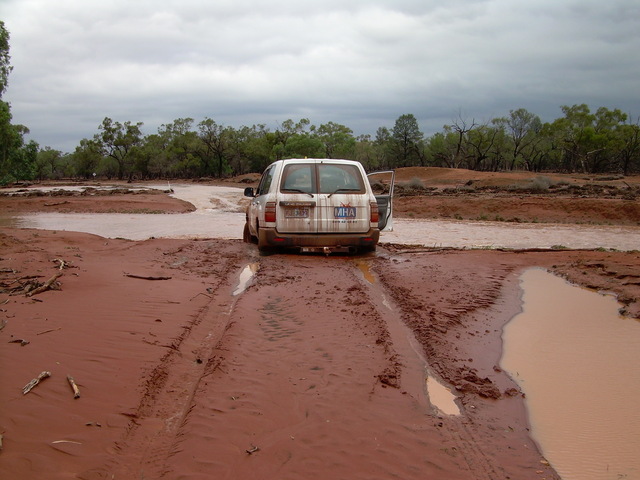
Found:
[281,163,315,194]
[280,163,365,194]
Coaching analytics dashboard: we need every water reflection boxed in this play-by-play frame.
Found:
[425,375,460,416]
[501,269,640,480]
[233,263,259,296]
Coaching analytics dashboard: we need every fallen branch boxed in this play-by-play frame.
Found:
[124,273,172,281]
[23,371,51,395]
[44,201,70,207]
[8,339,29,346]
[67,375,80,399]
[26,272,63,297]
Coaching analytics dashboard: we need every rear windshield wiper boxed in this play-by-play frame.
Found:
[282,188,314,198]
[327,188,360,198]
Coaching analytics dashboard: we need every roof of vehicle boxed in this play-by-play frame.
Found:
[272,158,364,166]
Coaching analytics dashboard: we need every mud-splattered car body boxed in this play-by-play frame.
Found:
[243,158,394,253]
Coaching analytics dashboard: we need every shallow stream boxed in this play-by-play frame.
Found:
[3,184,640,250]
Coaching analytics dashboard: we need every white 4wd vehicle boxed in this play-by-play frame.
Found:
[243,158,394,254]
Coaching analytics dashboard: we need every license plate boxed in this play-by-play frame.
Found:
[334,206,357,218]
[285,207,309,218]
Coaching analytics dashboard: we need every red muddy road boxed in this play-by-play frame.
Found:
[1,228,639,479]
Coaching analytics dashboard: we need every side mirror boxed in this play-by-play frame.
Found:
[244,187,255,198]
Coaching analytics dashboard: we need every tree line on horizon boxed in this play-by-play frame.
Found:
[2,22,640,184]
[7,105,640,184]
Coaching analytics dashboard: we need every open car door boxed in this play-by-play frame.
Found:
[367,170,395,232]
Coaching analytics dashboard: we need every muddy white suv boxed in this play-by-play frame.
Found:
[243,159,394,253]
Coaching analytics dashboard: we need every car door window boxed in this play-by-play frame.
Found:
[256,165,275,196]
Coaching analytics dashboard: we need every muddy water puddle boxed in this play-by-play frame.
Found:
[233,262,259,296]
[501,268,640,480]
[425,376,460,416]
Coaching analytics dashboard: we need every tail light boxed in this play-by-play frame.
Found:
[265,202,277,223]
[370,201,379,224]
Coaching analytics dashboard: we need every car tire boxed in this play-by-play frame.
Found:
[243,223,251,243]
[256,223,272,252]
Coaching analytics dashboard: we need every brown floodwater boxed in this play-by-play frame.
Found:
[501,268,640,480]
[3,184,640,250]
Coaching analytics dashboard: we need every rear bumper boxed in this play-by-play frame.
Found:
[259,227,380,248]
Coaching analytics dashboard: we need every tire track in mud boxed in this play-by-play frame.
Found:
[357,255,510,480]
[84,248,256,480]
[84,248,514,479]
[161,254,468,480]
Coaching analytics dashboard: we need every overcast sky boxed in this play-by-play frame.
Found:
[1,0,639,152]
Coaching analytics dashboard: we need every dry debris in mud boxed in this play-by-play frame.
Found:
[67,375,81,399]
[22,371,51,395]
[1,273,59,297]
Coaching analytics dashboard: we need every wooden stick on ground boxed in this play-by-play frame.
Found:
[36,327,62,336]
[67,375,80,399]
[124,273,172,281]
[23,371,51,395]
[26,272,62,297]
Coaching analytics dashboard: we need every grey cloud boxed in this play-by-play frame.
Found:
[1,0,639,152]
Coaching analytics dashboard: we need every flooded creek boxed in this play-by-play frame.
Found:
[501,268,640,480]
[2,184,639,250]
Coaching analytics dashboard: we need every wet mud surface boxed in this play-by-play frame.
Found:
[0,188,195,215]
[1,227,639,479]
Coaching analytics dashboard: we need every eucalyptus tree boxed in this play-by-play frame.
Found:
[95,117,144,180]
[272,118,314,160]
[0,21,11,98]
[0,22,35,183]
[589,107,628,173]
[198,118,233,177]
[156,118,200,177]
[36,147,63,179]
[545,104,628,173]
[278,132,324,159]
[230,124,274,174]
[315,121,356,159]
[615,119,640,175]
[443,114,476,169]
[354,134,378,171]
[71,138,102,179]
[493,108,542,170]
[391,114,423,167]
[466,123,501,171]
[373,126,392,169]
